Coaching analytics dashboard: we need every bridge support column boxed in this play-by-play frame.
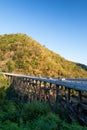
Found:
[78,90,82,103]
[67,88,70,103]
[48,83,52,104]
[56,85,59,102]
[44,82,47,101]
[39,81,42,101]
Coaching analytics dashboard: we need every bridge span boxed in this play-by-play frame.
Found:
[1,72,87,125]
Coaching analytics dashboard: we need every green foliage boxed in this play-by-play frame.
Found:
[6,60,15,72]
[0,121,20,130]
[32,113,61,130]
[21,101,51,122]
[0,88,87,130]
[0,74,10,104]
[0,87,6,104]
[0,74,10,88]
[60,121,87,130]
[0,33,87,77]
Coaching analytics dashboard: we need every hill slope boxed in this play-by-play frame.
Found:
[0,33,87,78]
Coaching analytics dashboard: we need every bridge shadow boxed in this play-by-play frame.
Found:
[6,83,29,103]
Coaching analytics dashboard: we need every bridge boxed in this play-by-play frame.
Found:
[1,72,87,125]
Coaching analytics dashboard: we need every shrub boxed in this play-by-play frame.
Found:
[21,101,51,122]
[32,113,61,130]
[1,120,20,130]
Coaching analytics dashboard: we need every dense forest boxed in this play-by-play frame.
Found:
[0,74,87,130]
[0,33,87,78]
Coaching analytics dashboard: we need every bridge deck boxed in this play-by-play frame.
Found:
[2,72,87,92]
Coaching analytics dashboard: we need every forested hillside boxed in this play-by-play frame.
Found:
[0,33,87,78]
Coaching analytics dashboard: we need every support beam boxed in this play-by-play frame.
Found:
[56,85,59,102]
[78,90,82,103]
[67,88,70,103]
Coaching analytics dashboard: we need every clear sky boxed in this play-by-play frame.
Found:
[0,0,87,65]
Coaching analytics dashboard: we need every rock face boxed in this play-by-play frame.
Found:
[0,33,87,78]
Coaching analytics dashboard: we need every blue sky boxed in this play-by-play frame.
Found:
[0,0,87,65]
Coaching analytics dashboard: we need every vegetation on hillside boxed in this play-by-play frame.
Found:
[76,63,87,71]
[0,74,87,130]
[0,33,87,78]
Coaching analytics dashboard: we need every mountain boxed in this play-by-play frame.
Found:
[76,63,87,71]
[0,33,87,78]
